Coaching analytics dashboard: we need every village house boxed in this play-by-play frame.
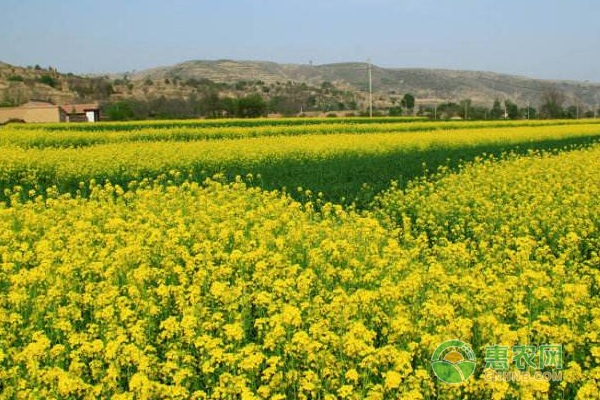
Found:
[0,100,100,124]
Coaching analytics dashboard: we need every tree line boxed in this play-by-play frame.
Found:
[104,86,599,121]
[104,93,271,120]
[412,88,598,120]
[103,78,360,120]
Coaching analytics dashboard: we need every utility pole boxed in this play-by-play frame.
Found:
[368,59,373,118]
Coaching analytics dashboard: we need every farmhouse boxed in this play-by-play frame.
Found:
[60,103,101,123]
[0,100,100,124]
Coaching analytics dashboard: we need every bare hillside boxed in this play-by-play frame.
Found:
[2,59,599,112]
[132,60,600,107]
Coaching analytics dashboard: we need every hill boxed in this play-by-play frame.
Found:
[2,59,600,117]
[131,59,600,108]
[0,62,114,107]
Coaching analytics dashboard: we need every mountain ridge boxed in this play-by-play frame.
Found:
[129,59,600,107]
[2,59,600,111]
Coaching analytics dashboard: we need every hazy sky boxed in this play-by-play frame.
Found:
[2,0,599,81]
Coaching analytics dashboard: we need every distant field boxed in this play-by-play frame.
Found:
[1,118,599,399]
[1,118,600,205]
[6,117,598,143]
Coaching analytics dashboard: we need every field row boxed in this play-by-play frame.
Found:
[2,119,600,149]
[1,123,600,206]
[7,116,427,132]
[1,145,598,398]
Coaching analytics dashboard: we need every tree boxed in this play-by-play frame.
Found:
[519,106,537,119]
[490,99,504,119]
[38,74,57,88]
[199,90,222,118]
[220,98,237,117]
[539,88,565,119]
[234,80,248,90]
[236,94,267,118]
[504,100,519,119]
[401,93,415,114]
[468,106,489,120]
[437,102,461,119]
[388,106,402,116]
[147,95,192,119]
[269,95,305,116]
[460,99,472,119]
[565,105,579,119]
[105,101,135,120]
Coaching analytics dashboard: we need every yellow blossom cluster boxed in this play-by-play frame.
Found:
[0,118,598,399]
[3,118,596,149]
[1,178,433,398]
[375,144,600,399]
[0,121,599,206]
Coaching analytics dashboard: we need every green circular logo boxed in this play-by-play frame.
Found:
[431,339,476,384]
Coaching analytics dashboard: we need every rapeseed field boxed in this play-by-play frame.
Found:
[0,119,598,398]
